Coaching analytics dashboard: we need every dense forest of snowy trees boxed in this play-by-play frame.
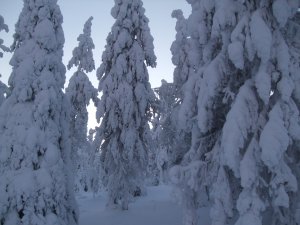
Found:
[0,0,300,224]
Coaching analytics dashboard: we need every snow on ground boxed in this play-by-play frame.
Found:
[77,185,210,225]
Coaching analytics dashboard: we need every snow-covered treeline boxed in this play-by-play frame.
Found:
[0,0,300,224]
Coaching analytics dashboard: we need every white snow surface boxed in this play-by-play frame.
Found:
[77,185,210,225]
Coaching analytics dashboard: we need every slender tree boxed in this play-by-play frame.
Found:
[66,16,98,193]
[153,80,179,183]
[169,9,194,167]
[0,1,78,224]
[95,0,157,210]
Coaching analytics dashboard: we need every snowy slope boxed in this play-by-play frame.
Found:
[77,185,210,225]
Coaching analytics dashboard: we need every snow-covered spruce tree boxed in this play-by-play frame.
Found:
[172,1,300,224]
[0,1,78,224]
[217,1,300,225]
[95,0,157,210]
[66,16,98,193]
[171,9,191,97]
[0,15,9,106]
[146,104,160,187]
[153,80,174,181]
[170,1,249,224]
[167,9,196,168]
[153,80,179,183]
[169,5,204,225]
[163,8,199,189]
[87,128,102,194]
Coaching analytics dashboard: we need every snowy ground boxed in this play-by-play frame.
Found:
[77,185,210,225]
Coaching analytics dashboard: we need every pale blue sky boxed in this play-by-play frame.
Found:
[0,0,190,128]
